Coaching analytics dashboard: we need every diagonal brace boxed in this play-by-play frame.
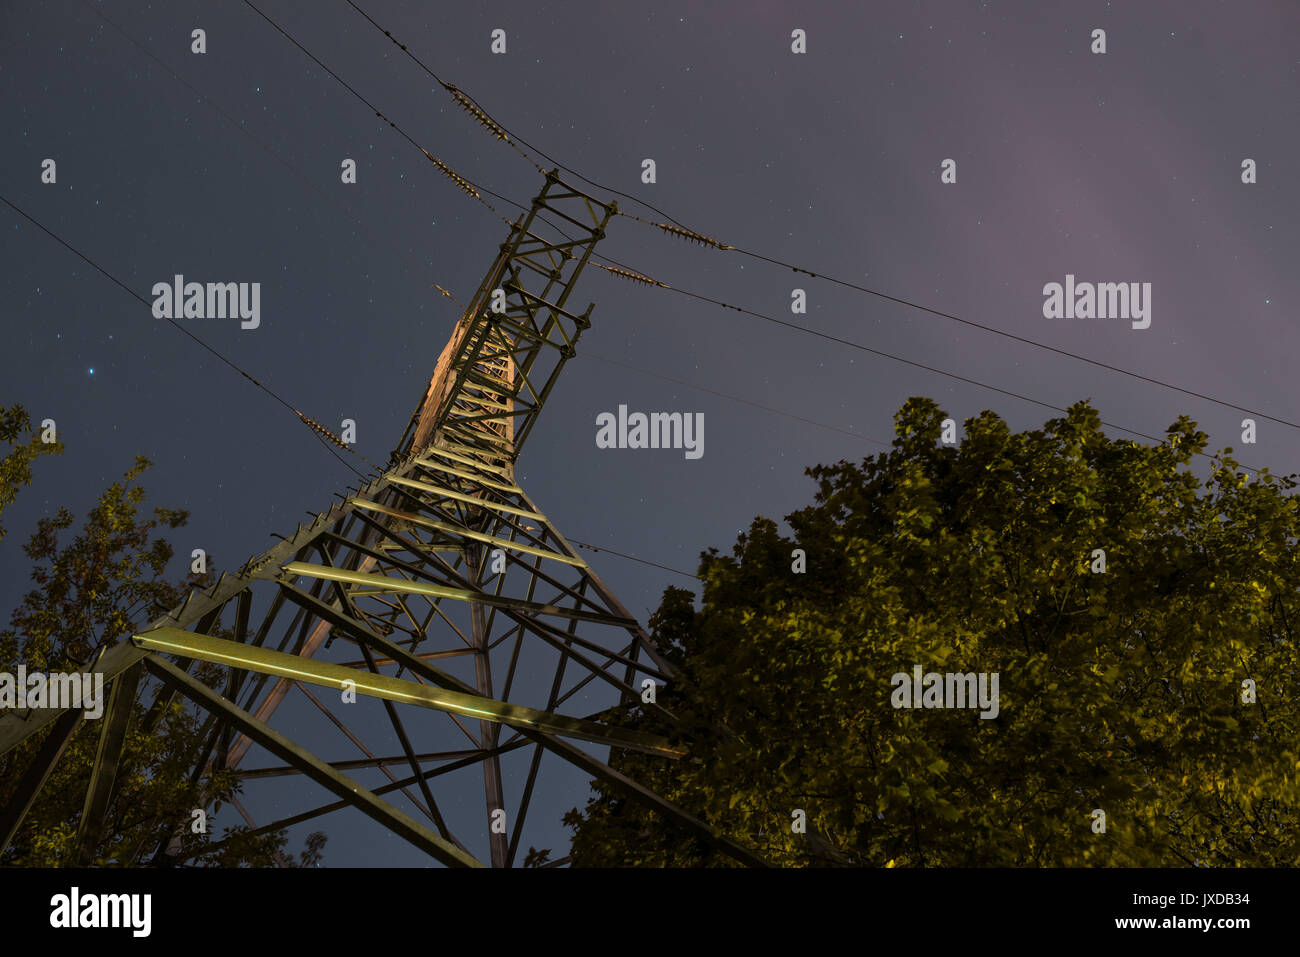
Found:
[139,651,483,868]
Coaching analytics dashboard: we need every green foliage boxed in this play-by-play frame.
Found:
[0,454,325,867]
[522,846,552,868]
[0,403,63,544]
[565,397,1300,867]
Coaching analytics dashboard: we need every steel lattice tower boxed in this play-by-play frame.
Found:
[0,171,760,868]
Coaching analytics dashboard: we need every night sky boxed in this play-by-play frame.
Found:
[2,1,1296,865]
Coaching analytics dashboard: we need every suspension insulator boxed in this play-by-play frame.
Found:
[423,150,480,200]
[598,263,663,288]
[656,221,732,250]
[445,84,511,142]
[296,411,349,451]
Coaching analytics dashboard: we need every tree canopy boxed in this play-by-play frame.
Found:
[0,404,62,545]
[565,397,1300,866]
[0,435,323,867]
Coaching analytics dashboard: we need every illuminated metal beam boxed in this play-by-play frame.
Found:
[341,500,586,568]
[385,474,545,520]
[131,628,683,759]
[281,560,634,628]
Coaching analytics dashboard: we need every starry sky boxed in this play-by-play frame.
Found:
[1,1,1296,866]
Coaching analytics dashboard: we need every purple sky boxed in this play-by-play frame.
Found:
[1,0,1295,865]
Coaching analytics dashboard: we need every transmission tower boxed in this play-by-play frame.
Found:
[0,171,761,868]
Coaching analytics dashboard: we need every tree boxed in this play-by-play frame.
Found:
[565,397,1300,866]
[0,453,325,866]
[0,404,63,544]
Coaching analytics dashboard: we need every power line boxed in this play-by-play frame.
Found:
[239,0,519,232]
[708,247,1300,433]
[336,3,1300,436]
[238,1,1275,474]
[0,193,380,474]
[228,4,894,455]
[38,7,1275,611]
[32,12,1269,594]
[419,253,878,446]
[23,5,1152,618]
[583,352,890,448]
[77,0,466,332]
[567,538,700,581]
[587,258,1270,475]
[341,0,688,230]
[312,429,368,480]
[5,201,696,584]
[79,8,889,469]
[246,3,1043,456]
